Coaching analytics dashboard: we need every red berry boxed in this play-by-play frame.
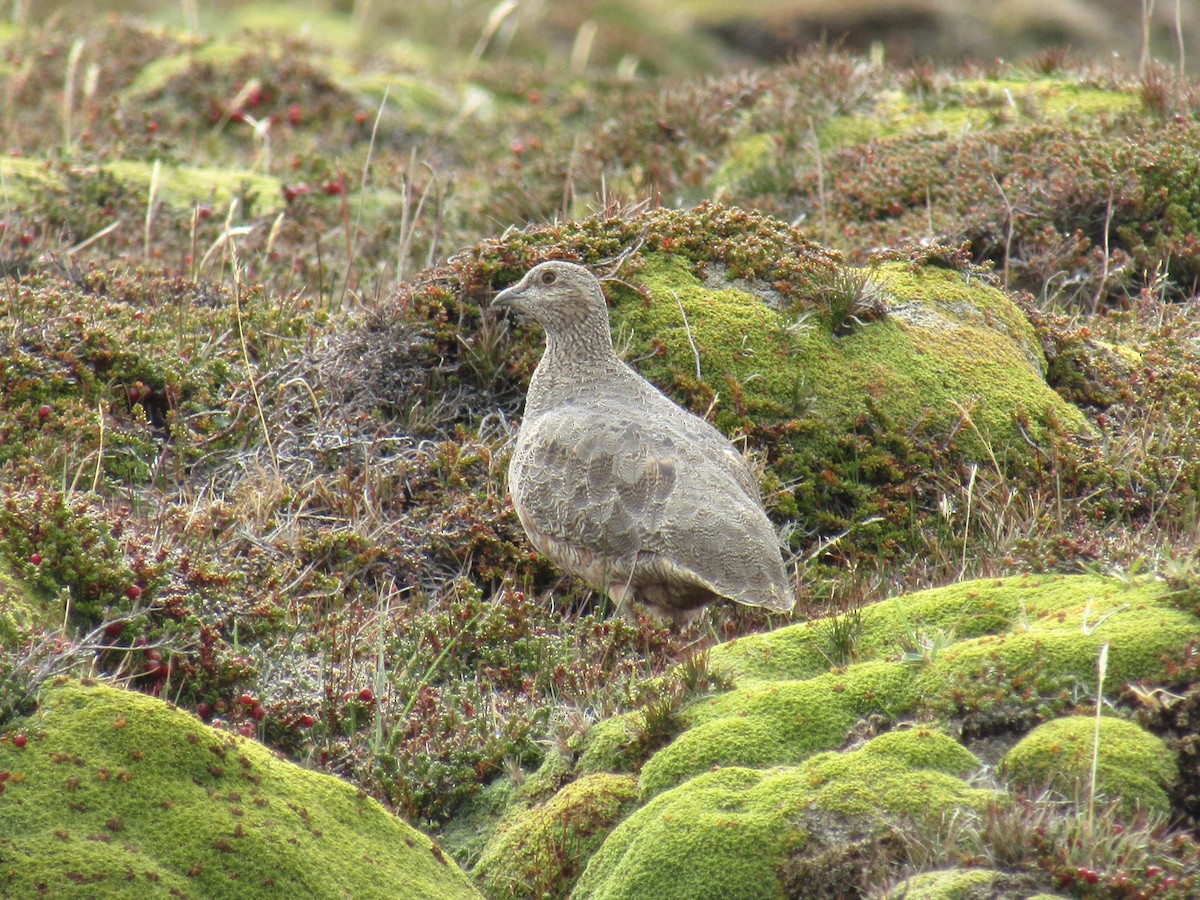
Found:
[297,714,315,728]
[286,103,302,126]
[12,734,27,749]
[29,553,42,565]
[196,204,212,221]
[239,723,255,737]
[240,693,256,707]
[125,585,142,600]
[211,718,224,728]
[322,179,344,196]
[358,688,374,704]
[36,404,51,419]
[196,703,211,719]
[282,182,310,203]
[251,703,265,721]
[103,621,126,639]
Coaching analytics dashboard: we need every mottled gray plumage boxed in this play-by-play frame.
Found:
[493,260,795,624]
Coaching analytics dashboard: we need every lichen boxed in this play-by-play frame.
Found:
[0,680,480,899]
[999,715,1177,816]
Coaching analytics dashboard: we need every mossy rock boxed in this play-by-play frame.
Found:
[819,76,1140,150]
[0,156,281,212]
[0,561,52,645]
[708,572,1195,682]
[0,680,480,899]
[476,773,638,898]
[883,867,1069,899]
[371,203,1097,559]
[715,75,1140,196]
[638,575,1195,795]
[547,574,1197,894]
[571,728,991,900]
[999,715,1177,816]
[617,251,1086,464]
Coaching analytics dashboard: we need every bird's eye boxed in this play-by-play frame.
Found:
[541,270,557,285]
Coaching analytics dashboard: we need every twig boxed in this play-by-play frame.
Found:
[66,218,122,256]
[672,290,702,379]
[62,38,84,152]
[144,158,161,261]
[1088,643,1110,829]
[959,463,977,579]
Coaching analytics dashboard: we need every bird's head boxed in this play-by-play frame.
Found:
[491,260,609,335]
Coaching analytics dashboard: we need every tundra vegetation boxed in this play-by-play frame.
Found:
[0,2,1198,897]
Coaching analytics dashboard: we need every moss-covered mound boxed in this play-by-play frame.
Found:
[480,574,1197,896]
[638,574,1192,796]
[0,680,480,899]
[1000,715,1177,816]
[0,561,50,646]
[382,204,1092,569]
[884,867,1069,900]
[573,728,989,900]
[618,250,1086,468]
[475,773,638,899]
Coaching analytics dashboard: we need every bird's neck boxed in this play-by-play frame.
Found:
[526,326,627,417]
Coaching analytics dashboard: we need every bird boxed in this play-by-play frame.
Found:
[492,259,795,625]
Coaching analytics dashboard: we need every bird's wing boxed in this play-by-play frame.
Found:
[623,375,763,503]
[510,403,679,563]
[510,401,793,611]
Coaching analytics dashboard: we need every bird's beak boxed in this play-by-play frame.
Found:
[491,282,526,312]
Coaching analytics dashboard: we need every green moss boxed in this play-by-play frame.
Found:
[573,729,991,900]
[1000,716,1177,815]
[122,42,248,98]
[711,133,778,200]
[637,575,1195,797]
[0,157,59,206]
[436,777,516,869]
[575,712,644,776]
[709,574,1190,683]
[0,156,281,211]
[0,680,480,899]
[615,250,1085,474]
[476,773,637,898]
[103,160,282,210]
[883,868,1010,899]
[638,659,917,798]
[819,77,1140,149]
[0,561,52,644]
